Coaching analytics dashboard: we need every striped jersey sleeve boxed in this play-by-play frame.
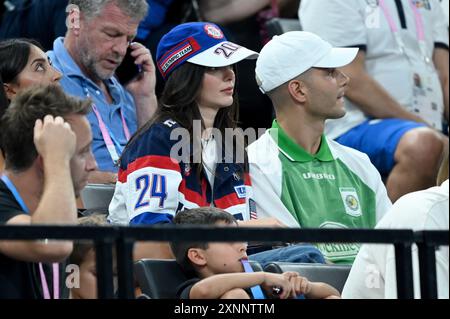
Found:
[108,121,182,225]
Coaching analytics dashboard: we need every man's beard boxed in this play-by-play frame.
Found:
[78,40,117,81]
[81,53,114,81]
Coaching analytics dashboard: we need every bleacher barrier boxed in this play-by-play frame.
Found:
[0,225,448,299]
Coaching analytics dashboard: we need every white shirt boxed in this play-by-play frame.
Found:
[299,0,449,137]
[201,136,218,189]
[440,0,449,26]
[342,180,449,299]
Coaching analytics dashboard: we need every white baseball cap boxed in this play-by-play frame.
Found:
[255,31,359,93]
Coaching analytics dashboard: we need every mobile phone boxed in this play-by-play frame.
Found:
[115,47,142,85]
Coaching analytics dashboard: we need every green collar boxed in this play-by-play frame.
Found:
[270,120,334,162]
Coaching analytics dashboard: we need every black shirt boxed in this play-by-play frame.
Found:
[0,179,67,299]
[176,278,201,299]
[0,179,42,298]
[176,277,255,299]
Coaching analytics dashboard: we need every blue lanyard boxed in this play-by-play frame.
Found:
[1,175,29,213]
[241,259,265,299]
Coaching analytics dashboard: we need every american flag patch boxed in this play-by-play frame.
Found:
[249,198,258,220]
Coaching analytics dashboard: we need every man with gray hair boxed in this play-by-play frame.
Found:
[48,0,157,184]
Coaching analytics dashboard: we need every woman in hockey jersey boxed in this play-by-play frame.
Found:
[108,22,325,265]
[109,22,267,226]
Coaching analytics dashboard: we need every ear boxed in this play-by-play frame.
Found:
[187,248,207,267]
[67,5,81,35]
[3,83,17,100]
[287,80,307,104]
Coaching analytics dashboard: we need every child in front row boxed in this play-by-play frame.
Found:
[69,214,116,299]
[171,208,340,299]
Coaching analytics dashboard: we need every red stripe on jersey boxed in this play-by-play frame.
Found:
[118,155,180,182]
[214,192,246,209]
[244,173,252,186]
[179,179,209,207]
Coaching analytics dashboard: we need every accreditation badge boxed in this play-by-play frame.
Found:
[411,69,444,131]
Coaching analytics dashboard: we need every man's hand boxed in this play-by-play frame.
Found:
[125,42,158,127]
[33,115,76,164]
[125,42,156,99]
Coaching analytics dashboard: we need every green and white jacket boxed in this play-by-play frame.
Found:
[248,121,392,264]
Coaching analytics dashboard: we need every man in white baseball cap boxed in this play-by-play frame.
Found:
[248,31,392,264]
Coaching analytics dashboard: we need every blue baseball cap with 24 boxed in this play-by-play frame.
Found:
[156,22,258,80]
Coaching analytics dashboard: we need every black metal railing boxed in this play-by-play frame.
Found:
[0,225,447,299]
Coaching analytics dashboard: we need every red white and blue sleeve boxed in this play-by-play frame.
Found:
[108,122,182,225]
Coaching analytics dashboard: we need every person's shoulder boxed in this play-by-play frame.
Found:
[378,181,449,228]
[46,37,64,60]
[143,119,182,142]
[327,137,372,163]
[0,180,26,224]
[327,137,384,184]
[248,130,272,148]
[120,119,183,166]
[0,180,18,208]
[248,130,278,161]
[176,277,201,299]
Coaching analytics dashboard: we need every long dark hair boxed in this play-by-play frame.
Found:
[1,39,42,155]
[126,62,248,175]
[0,38,43,86]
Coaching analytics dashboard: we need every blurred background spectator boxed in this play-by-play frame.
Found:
[0,0,301,130]
[299,0,449,202]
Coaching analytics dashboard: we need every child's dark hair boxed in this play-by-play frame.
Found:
[170,207,237,275]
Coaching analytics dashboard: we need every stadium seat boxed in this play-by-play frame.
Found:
[265,18,302,38]
[264,262,351,293]
[80,183,115,212]
[134,259,263,299]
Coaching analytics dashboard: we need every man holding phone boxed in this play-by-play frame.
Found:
[115,47,143,86]
[48,0,157,184]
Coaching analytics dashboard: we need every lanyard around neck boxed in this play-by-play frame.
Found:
[241,259,265,299]
[378,0,430,64]
[83,82,131,166]
[1,175,28,212]
[91,104,131,166]
[0,175,59,299]
[39,263,60,299]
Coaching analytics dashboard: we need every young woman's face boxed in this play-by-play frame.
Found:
[5,44,62,99]
[196,66,235,111]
